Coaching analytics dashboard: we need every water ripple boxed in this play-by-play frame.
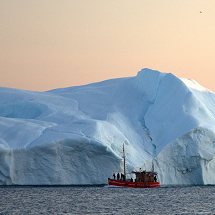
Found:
[0,186,214,214]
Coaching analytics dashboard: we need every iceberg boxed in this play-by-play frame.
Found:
[0,68,215,185]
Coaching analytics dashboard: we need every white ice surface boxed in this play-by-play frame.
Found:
[1,68,215,185]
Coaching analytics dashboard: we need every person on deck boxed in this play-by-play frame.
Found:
[113,173,116,180]
[117,173,120,180]
[121,173,124,180]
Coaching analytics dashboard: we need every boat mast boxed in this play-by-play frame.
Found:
[151,161,154,172]
[123,143,126,179]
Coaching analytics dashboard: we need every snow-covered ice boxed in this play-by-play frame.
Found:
[0,68,215,185]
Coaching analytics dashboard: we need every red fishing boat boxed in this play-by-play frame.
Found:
[108,144,160,188]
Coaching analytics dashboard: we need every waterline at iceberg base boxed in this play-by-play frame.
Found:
[0,68,215,185]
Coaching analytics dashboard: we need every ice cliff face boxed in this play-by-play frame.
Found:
[0,68,215,185]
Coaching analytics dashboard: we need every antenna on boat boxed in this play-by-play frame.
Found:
[151,161,154,172]
[123,142,126,180]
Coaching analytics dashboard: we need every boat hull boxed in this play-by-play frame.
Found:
[108,178,160,188]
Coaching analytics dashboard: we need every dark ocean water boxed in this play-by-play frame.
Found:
[0,185,214,215]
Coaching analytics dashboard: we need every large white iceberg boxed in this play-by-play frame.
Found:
[0,68,215,185]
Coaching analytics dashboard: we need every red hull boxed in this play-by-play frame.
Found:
[108,178,160,188]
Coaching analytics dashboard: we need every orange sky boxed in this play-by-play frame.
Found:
[1,0,215,91]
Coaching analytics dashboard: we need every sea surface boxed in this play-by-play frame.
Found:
[0,185,214,215]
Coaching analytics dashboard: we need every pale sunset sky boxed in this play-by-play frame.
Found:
[1,0,215,91]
